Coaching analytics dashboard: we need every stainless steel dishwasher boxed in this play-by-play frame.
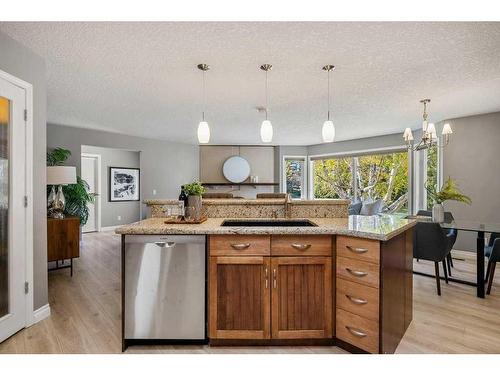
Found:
[123,235,206,342]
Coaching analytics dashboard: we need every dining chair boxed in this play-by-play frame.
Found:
[416,210,457,275]
[485,233,500,294]
[414,221,453,295]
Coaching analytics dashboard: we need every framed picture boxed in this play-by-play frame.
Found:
[109,167,140,202]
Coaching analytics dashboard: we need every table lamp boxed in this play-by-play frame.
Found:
[47,166,77,219]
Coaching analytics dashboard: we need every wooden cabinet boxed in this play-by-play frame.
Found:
[47,216,80,276]
[209,234,333,341]
[209,256,271,339]
[271,256,332,339]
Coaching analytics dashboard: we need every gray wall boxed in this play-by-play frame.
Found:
[47,124,199,218]
[81,145,140,227]
[0,31,47,309]
[440,112,500,251]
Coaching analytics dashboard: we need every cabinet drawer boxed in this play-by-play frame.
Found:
[336,278,379,321]
[336,308,379,353]
[337,236,380,264]
[337,256,380,288]
[271,235,332,256]
[209,235,270,256]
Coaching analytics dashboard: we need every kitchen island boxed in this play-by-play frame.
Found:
[116,214,416,354]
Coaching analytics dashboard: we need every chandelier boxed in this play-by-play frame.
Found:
[404,99,452,151]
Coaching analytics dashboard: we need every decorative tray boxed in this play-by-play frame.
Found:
[164,216,208,224]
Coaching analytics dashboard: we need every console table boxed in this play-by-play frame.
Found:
[47,216,80,276]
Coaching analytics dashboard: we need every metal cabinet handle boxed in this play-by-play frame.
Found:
[154,241,176,248]
[346,245,368,254]
[291,243,311,250]
[346,268,368,277]
[264,266,269,289]
[345,294,368,305]
[273,268,277,289]
[346,326,367,338]
[230,243,250,250]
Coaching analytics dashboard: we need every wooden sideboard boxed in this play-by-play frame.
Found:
[47,216,80,276]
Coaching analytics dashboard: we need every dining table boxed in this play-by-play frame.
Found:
[411,217,500,298]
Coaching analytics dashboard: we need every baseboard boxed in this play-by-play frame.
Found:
[100,225,122,232]
[31,303,51,325]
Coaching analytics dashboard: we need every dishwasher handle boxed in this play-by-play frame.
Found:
[154,241,176,248]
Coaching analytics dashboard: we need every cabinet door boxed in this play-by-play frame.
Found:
[209,256,271,339]
[271,257,332,339]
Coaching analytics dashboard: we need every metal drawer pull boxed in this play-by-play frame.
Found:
[346,245,368,254]
[291,243,312,250]
[346,268,368,277]
[154,241,176,248]
[346,326,367,338]
[346,294,368,305]
[230,243,251,250]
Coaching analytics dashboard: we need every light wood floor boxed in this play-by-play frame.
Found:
[1,231,499,354]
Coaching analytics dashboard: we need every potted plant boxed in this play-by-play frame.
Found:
[47,147,96,226]
[183,181,205,220]
[426,177,471,222]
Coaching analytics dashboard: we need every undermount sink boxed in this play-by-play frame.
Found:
[220,219,317,227]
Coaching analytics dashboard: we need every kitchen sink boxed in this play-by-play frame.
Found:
[220,219,317,227]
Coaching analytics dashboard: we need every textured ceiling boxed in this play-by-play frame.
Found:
[1,22,500,145]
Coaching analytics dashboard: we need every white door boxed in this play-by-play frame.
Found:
[0,76,27,342]
[81,154,99,233]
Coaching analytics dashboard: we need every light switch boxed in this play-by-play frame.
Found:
[152,189,157,196]
[117,216,122,221]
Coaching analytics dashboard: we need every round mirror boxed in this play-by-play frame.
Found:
[222,156,251,183]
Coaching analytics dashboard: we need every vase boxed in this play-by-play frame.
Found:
[432,203,444,222]
[187,195,202,221]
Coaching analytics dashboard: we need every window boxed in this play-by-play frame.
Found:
[311,149,409,213]
[426,146,438,209]
[312,157,353,199]
[283,157,307,199]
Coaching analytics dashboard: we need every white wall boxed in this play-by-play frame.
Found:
[81,145,141,227]
[47,124,199,218]
[440,112,500,251]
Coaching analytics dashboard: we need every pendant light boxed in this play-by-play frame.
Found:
[197,63,210,144]
[260,64,273,143]
[322,65,336,143]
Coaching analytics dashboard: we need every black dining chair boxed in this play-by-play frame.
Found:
[416,210,458,275]
[485,233,500,294]
[414,221,454,295]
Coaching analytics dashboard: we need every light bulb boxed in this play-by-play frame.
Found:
[260,120,273,143]
[442,123,453,135]
[427,122,437,139]
[197,121,210,143]
[403,127,413,142]
[322,120,335,143]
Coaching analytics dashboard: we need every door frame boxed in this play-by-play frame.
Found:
[0,69,34,327]
[81,153,101,232]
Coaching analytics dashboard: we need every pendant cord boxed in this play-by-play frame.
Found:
[202,69,206,122]
[265,70,269,121]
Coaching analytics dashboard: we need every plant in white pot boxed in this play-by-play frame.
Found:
[183,181,205,220]
[425,177,471,222]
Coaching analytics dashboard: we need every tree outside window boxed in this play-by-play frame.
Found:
[285,158,305,199]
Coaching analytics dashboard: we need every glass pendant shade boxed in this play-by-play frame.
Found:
[322,120,335,143]
[442,123,453,135]
[260,120,273,143]
[197,121,210,143]
[403,127,414,142]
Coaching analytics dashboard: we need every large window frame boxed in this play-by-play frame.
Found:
[281,155,308,200]
[308,146,413,213]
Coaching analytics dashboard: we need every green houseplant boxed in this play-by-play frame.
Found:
[425,177,471,222]
[183,181,205,220]
[46,147,96,225]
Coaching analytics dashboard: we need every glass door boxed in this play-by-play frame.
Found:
[0,75,27,343]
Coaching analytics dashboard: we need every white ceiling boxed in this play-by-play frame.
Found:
[1,22,500,145]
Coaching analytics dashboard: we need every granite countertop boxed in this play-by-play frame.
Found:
[202,198,286,205]
[115,214,416,241]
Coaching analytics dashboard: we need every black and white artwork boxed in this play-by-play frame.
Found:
[109,167,140,202]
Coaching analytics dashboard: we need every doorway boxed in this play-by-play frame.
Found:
[0,72,33,343]
[81,153,101,233]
